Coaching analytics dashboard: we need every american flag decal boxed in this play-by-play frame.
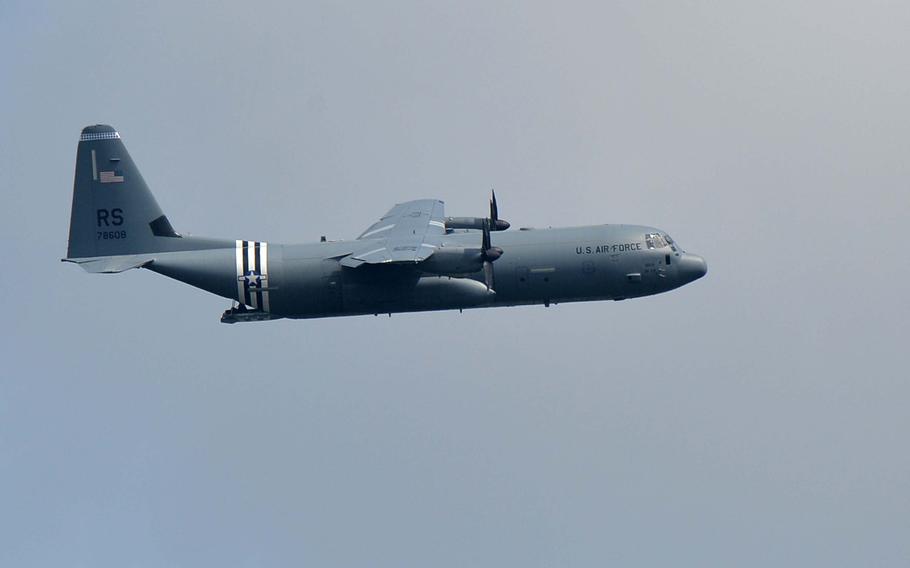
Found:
[99,170,124,183]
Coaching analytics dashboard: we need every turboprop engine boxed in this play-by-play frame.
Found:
[419,246,486,276]
[420,217,503,291]
[444,190,510,232]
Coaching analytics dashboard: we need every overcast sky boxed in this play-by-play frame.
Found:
[2,1,908,566]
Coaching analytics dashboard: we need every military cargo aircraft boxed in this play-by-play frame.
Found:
[64,125,707,323]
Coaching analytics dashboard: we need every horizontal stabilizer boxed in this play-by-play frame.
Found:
[62,254,156,273]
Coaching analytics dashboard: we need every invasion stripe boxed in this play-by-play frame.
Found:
[253,242,263,310]
[235,240,245,304]
[246,241,258,310]
[261,242,270,313]
[242,240,252,307]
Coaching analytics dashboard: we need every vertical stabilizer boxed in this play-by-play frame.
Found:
[67,125,180,259]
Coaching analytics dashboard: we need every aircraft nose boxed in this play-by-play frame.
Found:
[677,253,707,284]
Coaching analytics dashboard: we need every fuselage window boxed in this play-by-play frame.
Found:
[646,232,668,249]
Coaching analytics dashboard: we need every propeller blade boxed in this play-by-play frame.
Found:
[479,217,502,291]
[481,218,502,262]
[483,260,496,292]
[482,217,491,251]
[489,189,510,231]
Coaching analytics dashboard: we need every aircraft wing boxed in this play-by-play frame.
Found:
[341,199,447,267]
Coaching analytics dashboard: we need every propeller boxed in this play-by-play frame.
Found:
[480,218,503,291]
[489,189,510,231]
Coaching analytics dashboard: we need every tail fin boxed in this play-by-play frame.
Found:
[66,124,180,259]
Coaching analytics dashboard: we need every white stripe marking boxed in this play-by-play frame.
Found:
[235,240,245,303]
[360,224,396,239]
[356,247,387,260]
[428,220,445,228]
[261,242,270,313]
[247,241,258,310]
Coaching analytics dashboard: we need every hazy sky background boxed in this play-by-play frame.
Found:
[2,1,908,565]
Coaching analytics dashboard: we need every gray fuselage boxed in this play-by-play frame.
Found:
[148,223,707,320]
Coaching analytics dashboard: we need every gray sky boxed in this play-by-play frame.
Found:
[2,1,908,566]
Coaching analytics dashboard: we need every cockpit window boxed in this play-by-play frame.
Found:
[665,235,679,252]
[645,232,668,249]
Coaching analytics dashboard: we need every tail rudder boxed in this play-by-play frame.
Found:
[66,124,180,259]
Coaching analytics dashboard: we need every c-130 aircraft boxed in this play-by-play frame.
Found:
[64,125,707,323]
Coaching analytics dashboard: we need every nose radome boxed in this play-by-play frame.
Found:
[678,253,707,283]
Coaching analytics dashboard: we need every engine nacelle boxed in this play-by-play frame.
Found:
[445,216,510,231]
[419,247,484,276]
